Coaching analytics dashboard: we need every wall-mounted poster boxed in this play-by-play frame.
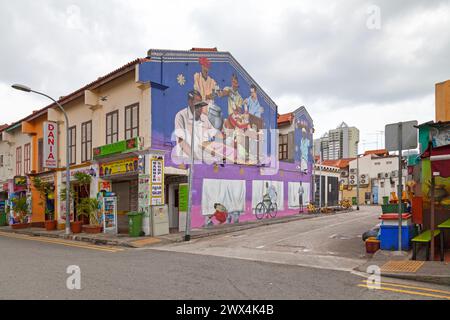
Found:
[150,155,164,205]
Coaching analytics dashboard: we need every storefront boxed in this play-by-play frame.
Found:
[97,156,140,233]
[29,172,56,226]
[57,165,98,228]
[9,176,31,224]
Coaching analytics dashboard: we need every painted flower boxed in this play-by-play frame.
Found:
[177,74,186,86]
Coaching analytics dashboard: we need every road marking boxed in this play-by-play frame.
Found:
[0,232,124,253]
[361,280,450,295]
[358,284,450,300]
[256,245,265,249]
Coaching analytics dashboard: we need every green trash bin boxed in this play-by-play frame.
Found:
[383,196,389,205]
[352,197,357,205]
[0,212,7,226]
[127,211,143,237]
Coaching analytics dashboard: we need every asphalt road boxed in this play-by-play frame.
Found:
[0,207,449,300]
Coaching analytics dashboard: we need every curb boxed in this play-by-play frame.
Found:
[1,209,354,248]
[160,210,353,243]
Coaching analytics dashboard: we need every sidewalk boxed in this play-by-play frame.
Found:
[0,209,352,248]
[356,249,450,286]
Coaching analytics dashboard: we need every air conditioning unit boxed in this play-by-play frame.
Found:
[360,179,367,185]
[377,173,382,179]
[350,168,357,174]
[384,173,390,179]
[350,179,356,185]
[349,174,356,180]
[391,170,398,178]
[360,174,367,180]
[341,171,348,177]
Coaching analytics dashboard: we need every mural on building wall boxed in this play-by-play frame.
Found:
[294,114,313,173]
[142,55,276,166]
[139,51,313,228]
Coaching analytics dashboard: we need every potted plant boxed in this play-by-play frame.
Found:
[74,172,92,225]
[77,198,102,234]
[44,208,57,231]
[32,177,56,230]
[11,197,30,229]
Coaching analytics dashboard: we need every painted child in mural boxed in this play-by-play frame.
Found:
[204,203,228,227]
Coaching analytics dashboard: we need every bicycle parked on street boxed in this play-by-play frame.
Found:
[254,195,278,220]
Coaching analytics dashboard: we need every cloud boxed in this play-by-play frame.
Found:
[0,0,447,152]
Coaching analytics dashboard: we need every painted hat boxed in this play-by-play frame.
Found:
[199,57,211,68]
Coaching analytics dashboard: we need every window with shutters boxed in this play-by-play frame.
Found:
[68,126,76,165]
[24,143,31,174]
[125,104,139,140]
[106,110,119,144]
[81,121,92,162]
[279,134,288,160]
[38,139,43,172]
[16,147,22,175]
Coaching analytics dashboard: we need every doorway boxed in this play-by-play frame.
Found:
[165,175,187,234]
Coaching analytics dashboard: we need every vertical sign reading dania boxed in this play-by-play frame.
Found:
[150,155,164,205]
[43,121,58,168]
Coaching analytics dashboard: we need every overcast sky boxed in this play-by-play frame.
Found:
[1,0,449,152]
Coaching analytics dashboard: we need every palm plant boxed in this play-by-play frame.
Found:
[12,197,29,223]
[76,198,101,226]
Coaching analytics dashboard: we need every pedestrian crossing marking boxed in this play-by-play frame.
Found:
[380,260,424,273]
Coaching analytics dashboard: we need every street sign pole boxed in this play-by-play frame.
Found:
[397,122,403,253]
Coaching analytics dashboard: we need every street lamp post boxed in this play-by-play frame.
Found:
[12,84,71,235]
[356,154,360,211]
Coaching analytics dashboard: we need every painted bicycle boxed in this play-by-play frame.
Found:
[254,194,278,220]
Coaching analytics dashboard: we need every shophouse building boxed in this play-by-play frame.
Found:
[2,48,315,235]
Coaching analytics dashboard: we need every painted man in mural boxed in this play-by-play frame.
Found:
[300,127,311,172]
[244,84,263,118]
[174,90,218,162]
[194,57,222,107]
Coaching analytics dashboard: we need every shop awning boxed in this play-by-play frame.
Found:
[421,144,450,178]
[165,166,188,176]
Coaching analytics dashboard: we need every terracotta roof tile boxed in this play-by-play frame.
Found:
[277,112,293,125]
[364,149,389,156]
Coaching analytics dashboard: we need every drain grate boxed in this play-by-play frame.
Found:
[381,260,424,273]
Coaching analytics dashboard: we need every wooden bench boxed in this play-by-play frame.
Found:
[411,230,441,261]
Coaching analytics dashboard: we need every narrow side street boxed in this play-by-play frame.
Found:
[149,206,381,272]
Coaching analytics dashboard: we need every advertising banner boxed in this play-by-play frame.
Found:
[100,158,139,177]
[43,121,58,168]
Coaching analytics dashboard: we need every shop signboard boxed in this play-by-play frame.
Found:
[99,158,139,177]
[150,155,164,205]
[62,166,97,181]
[43,121,58,168]
[13,176,27,192]
[93,137,142,159]
[178,183,188,232]
[98,181,112,192]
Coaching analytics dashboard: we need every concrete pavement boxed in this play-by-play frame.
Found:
[1,230,449,300]
[149,206,381,272]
